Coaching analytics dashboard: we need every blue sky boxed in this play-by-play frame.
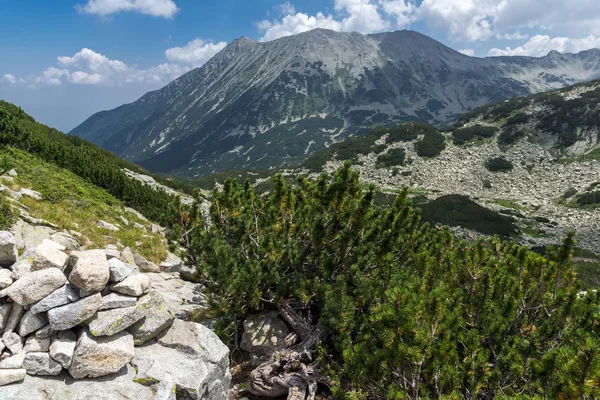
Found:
[2,0,600,131]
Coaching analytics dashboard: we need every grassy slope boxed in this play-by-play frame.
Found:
[2,146,166,263]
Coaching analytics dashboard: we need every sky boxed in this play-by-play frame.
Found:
[2,0,600,132]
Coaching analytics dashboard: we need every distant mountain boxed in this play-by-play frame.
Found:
[71,29,600,176]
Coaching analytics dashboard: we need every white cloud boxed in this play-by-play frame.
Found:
[5,46,211,87]
[381,0,416,28]
[165,39,227,67]
[335,0,390,33]
[458,48,475,56]
[258,12,342,42]
[277,1,296,16]
[78,0,178,18]
[488,34,600,57]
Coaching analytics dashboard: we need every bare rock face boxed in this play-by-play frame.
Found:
[0,231,18,266]
[68,329,135,379]
[47,293,102,331]
[6,268,67,306]
[68,250,110,292]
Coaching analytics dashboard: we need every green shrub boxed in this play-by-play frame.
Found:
[577,191,600,206]
[452,125,498,145]
[499,128,525,145]
[563,187,578,199]
[0,195,16,229]
[376,148,406,168]
[415,131,446,158]
[486,157,514,172]
[387,122,437,143]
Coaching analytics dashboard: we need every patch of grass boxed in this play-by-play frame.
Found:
[3,147,166,263]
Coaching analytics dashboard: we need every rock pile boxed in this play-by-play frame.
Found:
[0,232,230,399]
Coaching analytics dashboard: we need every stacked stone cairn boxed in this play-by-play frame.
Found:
[0,232,230,399]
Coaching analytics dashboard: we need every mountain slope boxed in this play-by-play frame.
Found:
[71,29,600,176]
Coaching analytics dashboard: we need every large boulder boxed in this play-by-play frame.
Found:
[69,329,135,379]
[6,268,67,305]
[88,305,144,337]
[30,284,79,315]
[49,330,76,369]
[68,250,110,292]
[30,239,68,271]
[133,321,230,399]
[240,311,292,356]
[111,274,151,296]
[127,291,175,345]
[47,293,102,331]
[23,352,62,376]
[0,231,18,266]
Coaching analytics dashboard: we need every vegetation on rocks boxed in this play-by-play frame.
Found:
[414,130,446,158]
[451,125,498,145]
[485,156,514,172]
[375,148,406,168]
[180,163,600,399]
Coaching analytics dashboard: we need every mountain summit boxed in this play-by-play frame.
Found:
[71,29,600,176]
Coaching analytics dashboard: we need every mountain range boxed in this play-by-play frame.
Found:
[71,28,600,176]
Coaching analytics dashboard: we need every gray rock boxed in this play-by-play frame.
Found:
[0,231,18,266]
[49,330,76,369]
[119,215,129,226]
[69,329,134,379]
[20,188,43,201]
[97,220,119,232]
[7,268,67,305]
[88,305,144,337]
[23,352,62,376]
[30,239,68,271]
[178,264,197,282]
[240,310,291,356]
[68,250,110,292]
[0,368,26,386]
[119,246,136,266]
[34,325,55,339]
[10,261,32,280]
[30,284,79,314]
[4,303,24,333]
[0,364,152,398]
[7,169,17,177]
[0,303,11,331]
[0,268,12,289]
[18,310,48,337]
[104,248,120,260]
[47,293,102,331]
[158,319,229,360]
[23,336,51,353]
[133,222,146,231]
[11,219,55,250]
[145,272,206,320]
[160,251,183,272]
[99,293,137,310]
[133,323,230,399]
[133,253,160,273]
[111,274,151,296]
[0,352,25,369]
[107,258,138,283]
[3,332,23,354]
[155,380,177,400]
[0,339,4,353]
[127,291,175,345]
[49,231,80,251]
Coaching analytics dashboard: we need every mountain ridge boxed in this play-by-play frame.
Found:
[71,28,600,176]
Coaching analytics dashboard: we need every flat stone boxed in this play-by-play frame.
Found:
[49,330,76,369]
[0,368,26,386]
[107,258,138,283]
[69,329,134,379]
[49,231,80,251]
[0,231,18,266]
[111,274,151,296]
[99,293,137,311]
[3,332,23,354]
[0,303,12,331]
[20,188,43,201]
[30,284,79,314]
[24,352,62,376]
[104,248,120,260]
[97,220,119,232]
[158,319,206,356]
[127,291,175,345]
[30,239,68,271]
[88,305,144,337]
[18,310,48,337]
[68,250,110,292]
[23,336,51,353]
[6,268,67,305]
[47,293,102,331]
[0,268,12,289]
[146,272,207,320]
[0,352,25,369]
[4,303,24,333]
[133,253,160,273]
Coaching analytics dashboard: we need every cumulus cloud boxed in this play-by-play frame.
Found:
[381,0,416,28]
[165,39,227,67]
[458,48,475,57]
[77,0,179,18]
[488,35,600,57]
[335,0,390,33]
[258,12,342,42]
[3,44,221,87]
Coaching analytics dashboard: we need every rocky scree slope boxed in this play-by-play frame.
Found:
[298,79,600,257]
[71,29,600,175]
